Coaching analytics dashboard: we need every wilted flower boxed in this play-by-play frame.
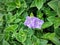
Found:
[24,16,44,29]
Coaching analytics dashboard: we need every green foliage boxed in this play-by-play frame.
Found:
[0,0,60,45]
[42,33,60,45]
[48,0,60,17]
[4,24,18,32]
[30,0,45,10]
[35,0,44,10]
[42,21,53,29]
[3,40,10,45]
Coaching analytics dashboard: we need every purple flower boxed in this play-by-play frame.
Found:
[24,16,44,29]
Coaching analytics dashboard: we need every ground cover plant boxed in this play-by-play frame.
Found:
[0,0,60,45]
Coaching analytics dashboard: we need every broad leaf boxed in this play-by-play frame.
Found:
[42,22,53,29]
[42,33,60,45]
[47,16,60,29]
[48,0,58,12]
[35,0,44,10]
[30,0,44,10]
[48,0,60,17]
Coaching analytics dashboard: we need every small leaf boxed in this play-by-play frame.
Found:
[14,18,21,23]
[31,35,40,45]
[35,0,44,10]
[30,1,36,7]
[30,0,44,10]
[4,32,10,41]
[3,40,10,45]
[5,24,18,32]
[18,8,25,15]
[57,7,60,17]
[0,13,3,21]
[15,29,27,43]
[42,22,53,29]
[37,11,43,19]
[23,38,32,45]
[0,34,3,41]
[27,28,34,37]
[30,12,34,17]
[40,39,48,45]
[54,17,60,29]
[42,33,55,39]
[15,0,21,8]
[55,28,60,37]
[47,16,56,23]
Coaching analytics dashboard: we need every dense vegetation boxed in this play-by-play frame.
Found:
[0,0,60,45]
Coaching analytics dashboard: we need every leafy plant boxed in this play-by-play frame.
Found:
[0,0,60,45]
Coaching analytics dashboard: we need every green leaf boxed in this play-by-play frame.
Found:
[42,33,60,45]
[54,17,60,29]
[4,32,10,41]
[42,33,55,39]
[0,13,3,21]
[55,28,60,37]
[51,37,60,45]
[40,39,48,45]
[18,8,25,15]
[47,16,60,29]
[30,12,34,17]
[35,0,44,10]
[3,40,10,45]
[7,2,16,11]
[15,33,26,43]
[5,24,18,32]
[0,0,14,4]
[21,11,28,19]
[0,13,3,28]
[58,1,60,8]
[27,28,34,37]
[41,7,56,17]
[48,0,58,12]
[21,0,27,8]
[47,44,52,45]
[15,0,27,8]
[37,11,43,19]
[47,16,56,23]
[15,0,21,8]
[48,0,60,17]
[14,18,21,23]
[0,34,3,41]
[57,1,60,17]
[5,12,16,23]
[31,35,41,45]
[42,22,53,29]
[23,38,32,45]
[30,0,44,10]
[15,29,27,43]
[32,35,48,45]
[30,0,36,7]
